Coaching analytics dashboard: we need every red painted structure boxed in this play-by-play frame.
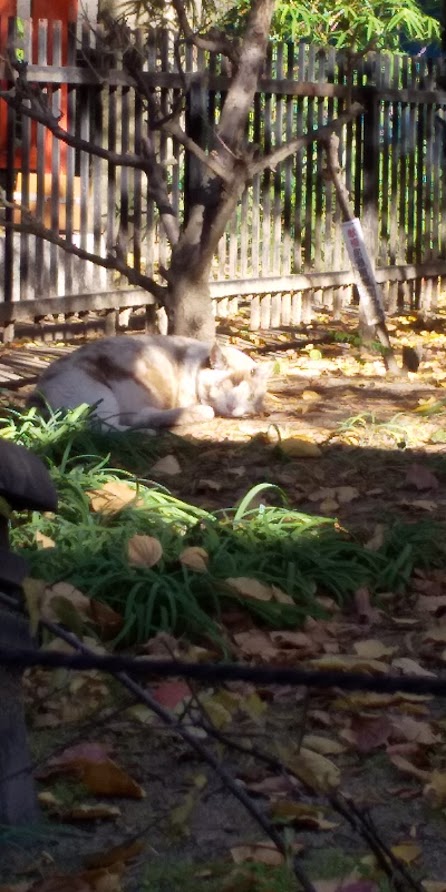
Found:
[0,0,78,170]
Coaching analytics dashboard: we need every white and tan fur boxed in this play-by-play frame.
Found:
[28,335,271,431]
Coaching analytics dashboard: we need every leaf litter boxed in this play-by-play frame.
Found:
[3,312,446,888]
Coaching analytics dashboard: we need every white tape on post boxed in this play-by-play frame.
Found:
[342,218,385,325]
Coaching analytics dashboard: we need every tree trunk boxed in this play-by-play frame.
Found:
[166,272,216,340]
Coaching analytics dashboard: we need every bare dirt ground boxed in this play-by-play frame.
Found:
[2,311,446,891]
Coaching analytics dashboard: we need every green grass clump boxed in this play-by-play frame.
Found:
[0,405,162,472]
[4,407,446,645]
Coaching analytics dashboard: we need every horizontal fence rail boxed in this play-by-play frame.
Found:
[1,18,446,337]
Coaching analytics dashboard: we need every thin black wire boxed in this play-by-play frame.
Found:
[0,645,445,696]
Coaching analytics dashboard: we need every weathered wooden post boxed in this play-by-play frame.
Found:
[0,440,57,824]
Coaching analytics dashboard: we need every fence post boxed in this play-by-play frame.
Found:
[361,86,380,271]
[184,76,207,226]
[360,86,380,337]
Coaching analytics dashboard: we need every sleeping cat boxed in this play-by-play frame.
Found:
[28,335,270,431]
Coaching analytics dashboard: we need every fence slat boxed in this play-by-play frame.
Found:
[2,20,446,331]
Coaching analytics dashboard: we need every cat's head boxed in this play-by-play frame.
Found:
[198,343,271,418]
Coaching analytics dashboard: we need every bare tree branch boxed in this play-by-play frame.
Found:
[171,0,240,63]
[0,85,153,173]
[124,56,233,184]
[216,0,275,158]
[250,103,364,176]
[141,136,180,246]
[0,196,167,303]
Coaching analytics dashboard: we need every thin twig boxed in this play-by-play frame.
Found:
[36,617,317,892]
[0,193,167,303]
[331,794,424,892]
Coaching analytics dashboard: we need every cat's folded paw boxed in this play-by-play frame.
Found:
[187,404,215,422]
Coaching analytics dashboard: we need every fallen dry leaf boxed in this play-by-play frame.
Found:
[423,626,446,645]
[179,546,209,573]
[391,657,436,678]
[279,437,322,458]
[226,577,273,602]
[230,842,286,866]
[423,770,446,807]
[389,754,430,783]
[301,389,322,402]
[83,839,145,869]
[151,454,181,475]
[346,715,392,753]
[353,639,395,660]
[281,745,341,793]
[88,481,143,514]
[401,499,438,512]
[79,867,124,892]
[233,630,280,660]
[44,744,145,799]
[270,800,337,830]
[309,655,389,674]
[405,463,439,491]
[364,524,386,551]
[353,587,381,623]
[336,485,359,504]
[390,841,422,864]
[35,530,56,549]
[66,804,122,821]
[390,715,438,745]
[301,734,346,756]
[270,630,315,649]
[152,680,191,709]
[127,534,163,568]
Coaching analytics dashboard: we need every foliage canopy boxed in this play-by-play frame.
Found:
[119,0,441,52]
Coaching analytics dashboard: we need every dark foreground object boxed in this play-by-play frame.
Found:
[0,439,57,824]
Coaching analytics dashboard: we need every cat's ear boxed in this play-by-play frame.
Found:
[208,342,229,370]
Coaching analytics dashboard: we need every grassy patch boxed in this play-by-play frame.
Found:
[3,407,446,644]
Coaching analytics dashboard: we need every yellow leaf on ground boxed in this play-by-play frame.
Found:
[127,535,163,568]
[301,735,346,756]
[309,655,389,674]
[281,746,341,793]
[88,481,143,514]
[280,438,322,458]
[270,800,337,830]
[22,577,47,635]
[35,530,56,549]
[301,390,322,402]
[390,842,421,864]
[354,639,395,660]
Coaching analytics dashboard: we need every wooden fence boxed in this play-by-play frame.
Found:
[1,18,446,338]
